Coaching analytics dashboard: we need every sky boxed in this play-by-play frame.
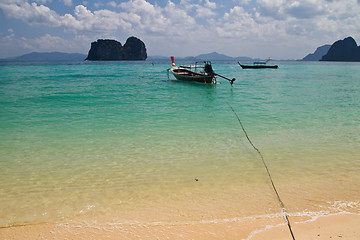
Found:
[1,0,360,59]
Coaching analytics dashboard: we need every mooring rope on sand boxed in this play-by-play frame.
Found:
[165,67,295,238]
[204,81,296,240]
[224,99,296,240]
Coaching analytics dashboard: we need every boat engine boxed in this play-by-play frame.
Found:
[204,63,214,75]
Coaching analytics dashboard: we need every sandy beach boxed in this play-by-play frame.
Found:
[1,213,359,239]
[251,214,360,240]
[1,62,360,240]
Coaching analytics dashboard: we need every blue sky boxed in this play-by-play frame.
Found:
[1,0,360,59]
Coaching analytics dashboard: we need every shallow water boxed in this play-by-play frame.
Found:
[0,60,359,226]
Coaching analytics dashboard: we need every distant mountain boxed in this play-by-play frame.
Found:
[193,52,234,60]
[148,52,254,61]
[235,56,254,61]
[302,45,331,61]
[321,36,360,62]
[147,55,169,60]
[3,52,87,61]
[4,51,269,62]
[193,52,254,61]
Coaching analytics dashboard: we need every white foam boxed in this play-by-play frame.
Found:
[78,205,96,214]
[244,201,360,240]
[53,200,360,239]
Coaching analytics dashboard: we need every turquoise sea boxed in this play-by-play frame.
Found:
[0,60,359,228]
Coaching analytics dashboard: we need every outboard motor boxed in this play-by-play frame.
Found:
[204,63,214,75]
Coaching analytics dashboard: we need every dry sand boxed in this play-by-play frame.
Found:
[1,213,359,239]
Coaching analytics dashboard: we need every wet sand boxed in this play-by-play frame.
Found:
[251,213,360,240]
[1,213,359,239]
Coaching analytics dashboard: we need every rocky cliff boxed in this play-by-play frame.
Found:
[302,45,331,61]
[320,37,360,62]
[85,37,147,61]
[122,37,147,60]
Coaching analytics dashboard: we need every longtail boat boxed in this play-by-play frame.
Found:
[238,58,278,69]
[169,56,215,83]
[169,56,235,85]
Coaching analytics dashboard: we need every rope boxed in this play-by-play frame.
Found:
[225,100,296,240]
[205,81,296,240]
[168,67,294,239]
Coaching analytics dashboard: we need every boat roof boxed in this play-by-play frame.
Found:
[179,65,203,68]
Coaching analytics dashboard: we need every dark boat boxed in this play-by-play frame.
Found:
[238,59,278,69]
[169,56,235,85]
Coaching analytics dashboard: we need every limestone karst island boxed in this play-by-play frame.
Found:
[85,37,147,61]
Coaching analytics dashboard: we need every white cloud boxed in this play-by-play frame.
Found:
[284,0,328,19]
[254,0,360,21]
[108,1,117,8]
[0,0,198,35]
[32,34,73,50]
[23,33,89,53]
[204,0,216,9]
[0,32,85,57]
[0,1,134,32]
[220,0,360,41]
[177,0,217,18]
[93,2,103,8]
[119,0,167,33]
[195,5,216,18]
[64,0,73,7]
[36,0,52,3]
[0,1,61,26]
[1,0,360,58]
[198,0,217,17]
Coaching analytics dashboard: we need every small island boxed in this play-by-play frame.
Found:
[320,36,360,62]
[85,37,147,61]
[301,36,360,62]
[302,45,331,61]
